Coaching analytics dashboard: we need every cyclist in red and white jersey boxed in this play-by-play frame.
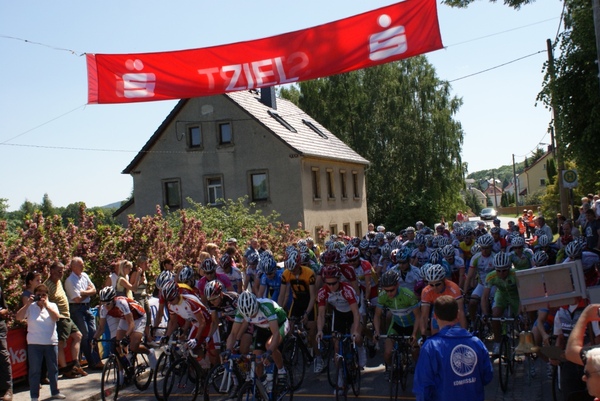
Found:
[94,286,156,364]
[316,265,365,367]
[162,279,216,364]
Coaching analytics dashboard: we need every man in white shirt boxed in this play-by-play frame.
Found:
[64,257,103,370]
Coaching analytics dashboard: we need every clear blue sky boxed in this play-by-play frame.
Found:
[0,0,564,211]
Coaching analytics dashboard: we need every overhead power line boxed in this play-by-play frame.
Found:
[448,50,546,83]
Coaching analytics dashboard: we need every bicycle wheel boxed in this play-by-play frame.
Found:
[163,357,201,401]
[326,347,337,388]
[207,362,243,397]
[153,352,171,401]
[237,381,266,401]
[399,347,411,391]
[389,351,400,401]
[498,337,511,393]
[274,369,294,401]
[283,336,305,391]
[349,349,361,396]
[132,352,153,390]
[334,359,347,401]
[100,355,120,401]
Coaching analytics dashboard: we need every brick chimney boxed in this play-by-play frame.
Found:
[260,86,277,110]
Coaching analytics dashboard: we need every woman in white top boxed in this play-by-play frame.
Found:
[16,284,65,401]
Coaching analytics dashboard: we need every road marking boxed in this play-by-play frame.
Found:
[292,394,415,400]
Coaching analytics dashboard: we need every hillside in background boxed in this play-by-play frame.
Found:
[467,162,524,187]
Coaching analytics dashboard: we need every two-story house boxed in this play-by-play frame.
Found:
[113,88,370,239]
[518,150,553,202]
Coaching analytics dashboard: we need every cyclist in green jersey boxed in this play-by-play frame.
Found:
[373,270,421,368]
[481,252,520,355]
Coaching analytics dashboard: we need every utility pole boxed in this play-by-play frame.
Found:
[547,38,569,217]
[492,170,499,208]
[512,154,519,209]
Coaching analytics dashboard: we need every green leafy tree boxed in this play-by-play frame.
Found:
[40,193,56,218]
[283,59,465,229]
[538,0,600,192]
[465,191,483,215]
[442,0,533,9]
[0,198,8,220]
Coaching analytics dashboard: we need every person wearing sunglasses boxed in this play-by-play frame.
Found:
[16,284,66,401]
[463,234,496,330]
[565,303,600,401]
[481,252,520,356]
[204,280,252,356]
[93,287,157,368]
[196,258,233,305]
[316,265,362,360]
[420,264,466,337]
[161,279,217,366]
[508,236,534,271]
[373,270,421,372]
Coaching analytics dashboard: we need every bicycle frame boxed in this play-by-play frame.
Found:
[321,332,356,394]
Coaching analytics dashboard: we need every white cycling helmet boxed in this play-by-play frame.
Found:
[493,253,512,269]
[238,291,259,318]
[424,264,446,283]
[532,251,549,267]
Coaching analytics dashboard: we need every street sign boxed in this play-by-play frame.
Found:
[562,169,578,189]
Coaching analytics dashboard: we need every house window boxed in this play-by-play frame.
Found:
[188,126,202,149]
[302,119,328,139]
[352,171,360,198]
[355,222,362,237]
[340,170,348,199]
[330,224,338,235]
[326,169,335,199]
[206,177,223,205]
[312,167,321,200]
[218,122,232,145]
[163,180,181,209]
[251,172,268,201]
[343,223,350,236]
[540,178,546,186]
[268,110,297,132]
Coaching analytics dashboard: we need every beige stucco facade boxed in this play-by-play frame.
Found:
[117,92,369,238]
[518,152,553,200]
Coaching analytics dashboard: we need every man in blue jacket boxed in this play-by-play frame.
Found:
[413,295,493,401]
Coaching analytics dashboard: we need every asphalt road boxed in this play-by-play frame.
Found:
[109,343,555,401]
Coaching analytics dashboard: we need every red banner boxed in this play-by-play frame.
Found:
[87,0,442,104]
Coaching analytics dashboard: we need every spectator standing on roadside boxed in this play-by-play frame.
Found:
[115,260,136,299]
[64,257,103,370]
[583,209,600,253]
[226,238,243,265]
[45,262,86,378]
[16,284,66,401]
[413,295,493,401]
[130,255,149,303]
[0,278,12,401]
[536,216,554,240]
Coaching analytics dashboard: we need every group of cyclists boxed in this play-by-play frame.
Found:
[88,214,600,397]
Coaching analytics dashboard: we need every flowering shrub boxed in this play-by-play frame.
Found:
[0,199,307,327]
